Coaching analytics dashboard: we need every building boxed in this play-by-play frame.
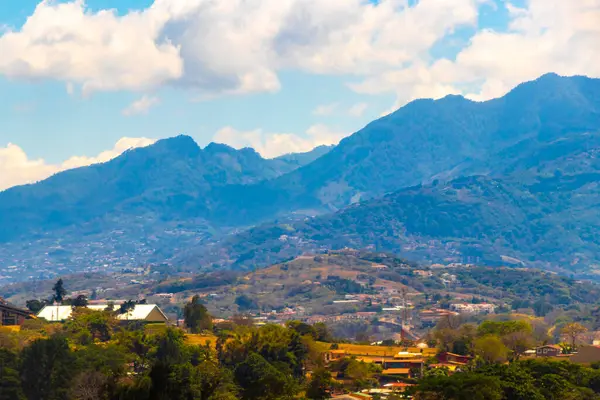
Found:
[419,309,459,327]
[536,345,562,357]
[450,303,496,314]
[437,352,473,365]
[37,304,169,323]
[0,298,34,326]
[324,350,348,363]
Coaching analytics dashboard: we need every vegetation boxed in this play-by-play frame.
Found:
[413,360,600,400]
[1,313,317,400]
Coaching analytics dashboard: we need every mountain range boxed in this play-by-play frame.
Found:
[2,73,600,280]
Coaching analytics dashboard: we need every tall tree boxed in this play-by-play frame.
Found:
[474,335,509,364]
[306,368,333,400]
[234,353,297,400]
[184,295,213,333]
[0,349,25,400]
[118,300,136,316]
[52,279,67,304]
[20,335,74,400]
[561,323,588,348]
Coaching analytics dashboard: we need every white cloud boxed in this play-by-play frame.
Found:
[122,95,161,116]
[213,124,346,158]
[347,102,368,117]
[313,103,338,116]
[352,0,600,106]
[0,1,182,96]
[0,0,479,96]
[0,137,156,191]
[0,0,596,104]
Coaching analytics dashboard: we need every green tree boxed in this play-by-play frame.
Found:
[64,308,118,343]
[306,368,333,400]
[118,300,136,316]
[184,295,213,333]
[474,335,509,364]
[234,353,297,400]
[25,299,46,313]
[0,348,25,400]
[71,295,89,308]
[235,295,258,312]
[415,374,503,400]
[20,335,74,400]
[52,279,67,304]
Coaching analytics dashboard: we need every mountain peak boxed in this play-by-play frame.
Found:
[151,135,200,157]
[204,142,238,154]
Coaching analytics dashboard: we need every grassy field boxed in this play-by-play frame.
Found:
[186,334,218,347]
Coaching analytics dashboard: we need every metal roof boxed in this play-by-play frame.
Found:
[37,304,168,322]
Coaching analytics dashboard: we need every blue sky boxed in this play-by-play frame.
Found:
[0,0,598,190]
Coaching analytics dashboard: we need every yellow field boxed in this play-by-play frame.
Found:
[0,325,21,332]
[186,334,218,347]
[322,342,437,357]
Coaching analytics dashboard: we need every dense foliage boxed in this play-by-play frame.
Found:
[0,315,318,400]
[414,360,600,400]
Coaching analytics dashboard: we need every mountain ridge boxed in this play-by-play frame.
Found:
[2,73,600,280]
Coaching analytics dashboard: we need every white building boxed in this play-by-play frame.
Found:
[450,303,496,314]
[37,304,169,323]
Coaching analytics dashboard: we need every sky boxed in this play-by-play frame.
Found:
[0,0,599,190]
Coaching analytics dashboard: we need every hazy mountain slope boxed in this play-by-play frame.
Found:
[274,145,333,167]
[185,166,600,274]
[262,73,600,209]
[0,137,308,242]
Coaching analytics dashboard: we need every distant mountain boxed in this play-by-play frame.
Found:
[274,145,333,167]
[2,73,600,279]
[0,137,314,243]
[183,169,600,274]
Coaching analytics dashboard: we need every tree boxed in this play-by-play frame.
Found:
[25,299,46,313]
[118,300,136,316]
[474,335,509,364]
[65,308,118,343]
[561,323,588,348]
[184,295,213,333]
[68,371,108,400]
[478,320,532,337]
[52,279,67,304]
[415,374,503,400]
[235,295,258,312]
[503,331,535,361]
[71,295,89,308]
[20,335,74,400]
[234,353,297,400]
[0,348,25,400]
[306,368,333,400]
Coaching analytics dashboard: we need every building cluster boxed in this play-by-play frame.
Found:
[449,303,496,314]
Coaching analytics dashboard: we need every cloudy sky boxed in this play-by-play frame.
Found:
[1,0,599,190]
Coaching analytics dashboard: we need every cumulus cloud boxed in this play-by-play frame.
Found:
[352,0,600,105]
[0,137,156,191]
[0,1,182,96]
[213,124,346,158]
[0,0,596,104]
[122,95,161,116]
[0,0,479,96]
